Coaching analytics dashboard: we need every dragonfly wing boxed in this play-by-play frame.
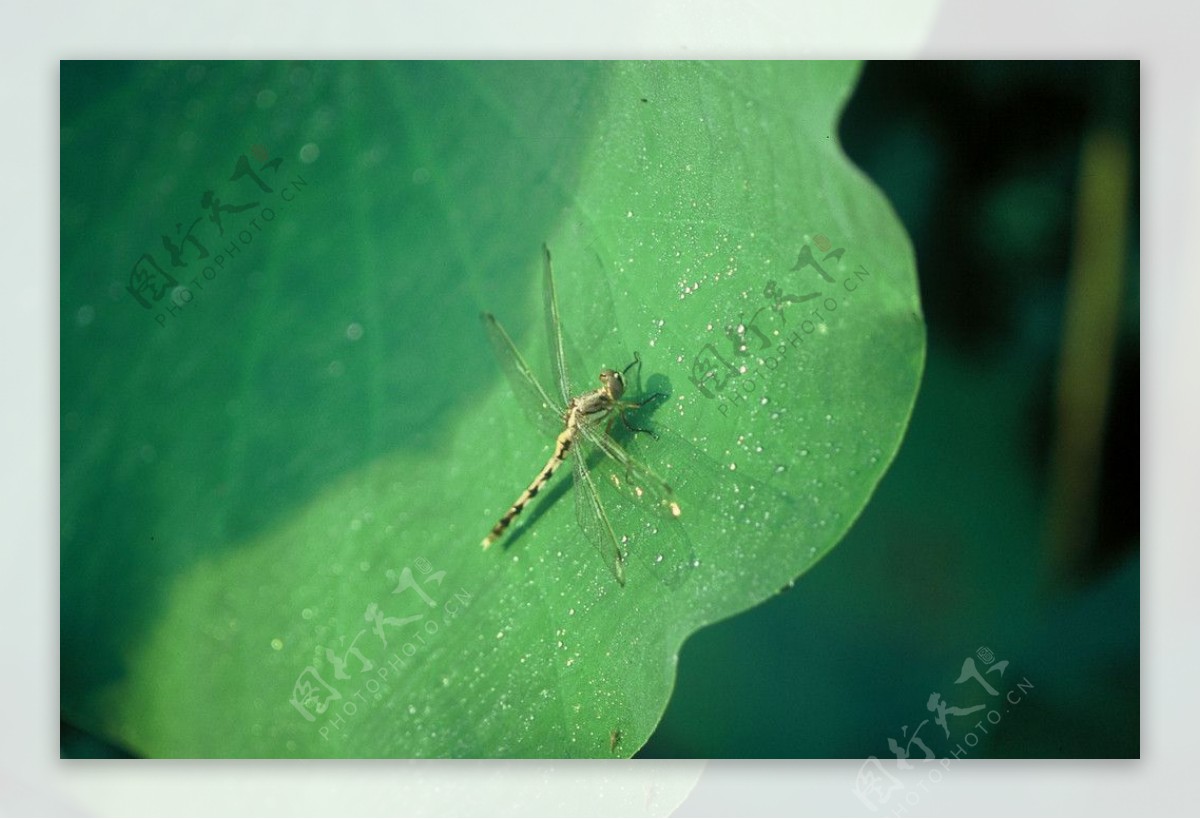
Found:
[574,421,696,590]
[480,311,563,438]
[542,244,574,407]
[576,420,680,521]
[570,443,627,586]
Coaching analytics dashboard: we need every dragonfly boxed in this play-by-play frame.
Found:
[480,244,682,586]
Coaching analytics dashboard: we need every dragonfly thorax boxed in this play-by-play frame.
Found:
[564,370,625,422]
[571,385,617,419]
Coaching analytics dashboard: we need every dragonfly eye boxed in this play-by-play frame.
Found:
[599,369,625,399]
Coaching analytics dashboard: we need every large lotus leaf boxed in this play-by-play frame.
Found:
[60,60,923,757]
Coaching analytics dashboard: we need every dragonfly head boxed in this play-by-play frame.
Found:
[599,368,626,401]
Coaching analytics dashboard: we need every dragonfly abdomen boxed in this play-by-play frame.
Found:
[481,424,577,548]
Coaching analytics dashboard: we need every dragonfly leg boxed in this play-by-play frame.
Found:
[620,352,643,377]
[617,393,667,439]
[618,351,668,436]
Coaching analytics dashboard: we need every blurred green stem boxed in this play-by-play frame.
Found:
[1046,129,1130,582]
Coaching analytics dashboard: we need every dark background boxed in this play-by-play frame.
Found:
[641,60,1140,758]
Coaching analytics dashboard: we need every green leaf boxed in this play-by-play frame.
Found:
[61,61,924,757]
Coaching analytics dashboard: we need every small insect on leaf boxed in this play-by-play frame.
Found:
[479,245,681,587]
